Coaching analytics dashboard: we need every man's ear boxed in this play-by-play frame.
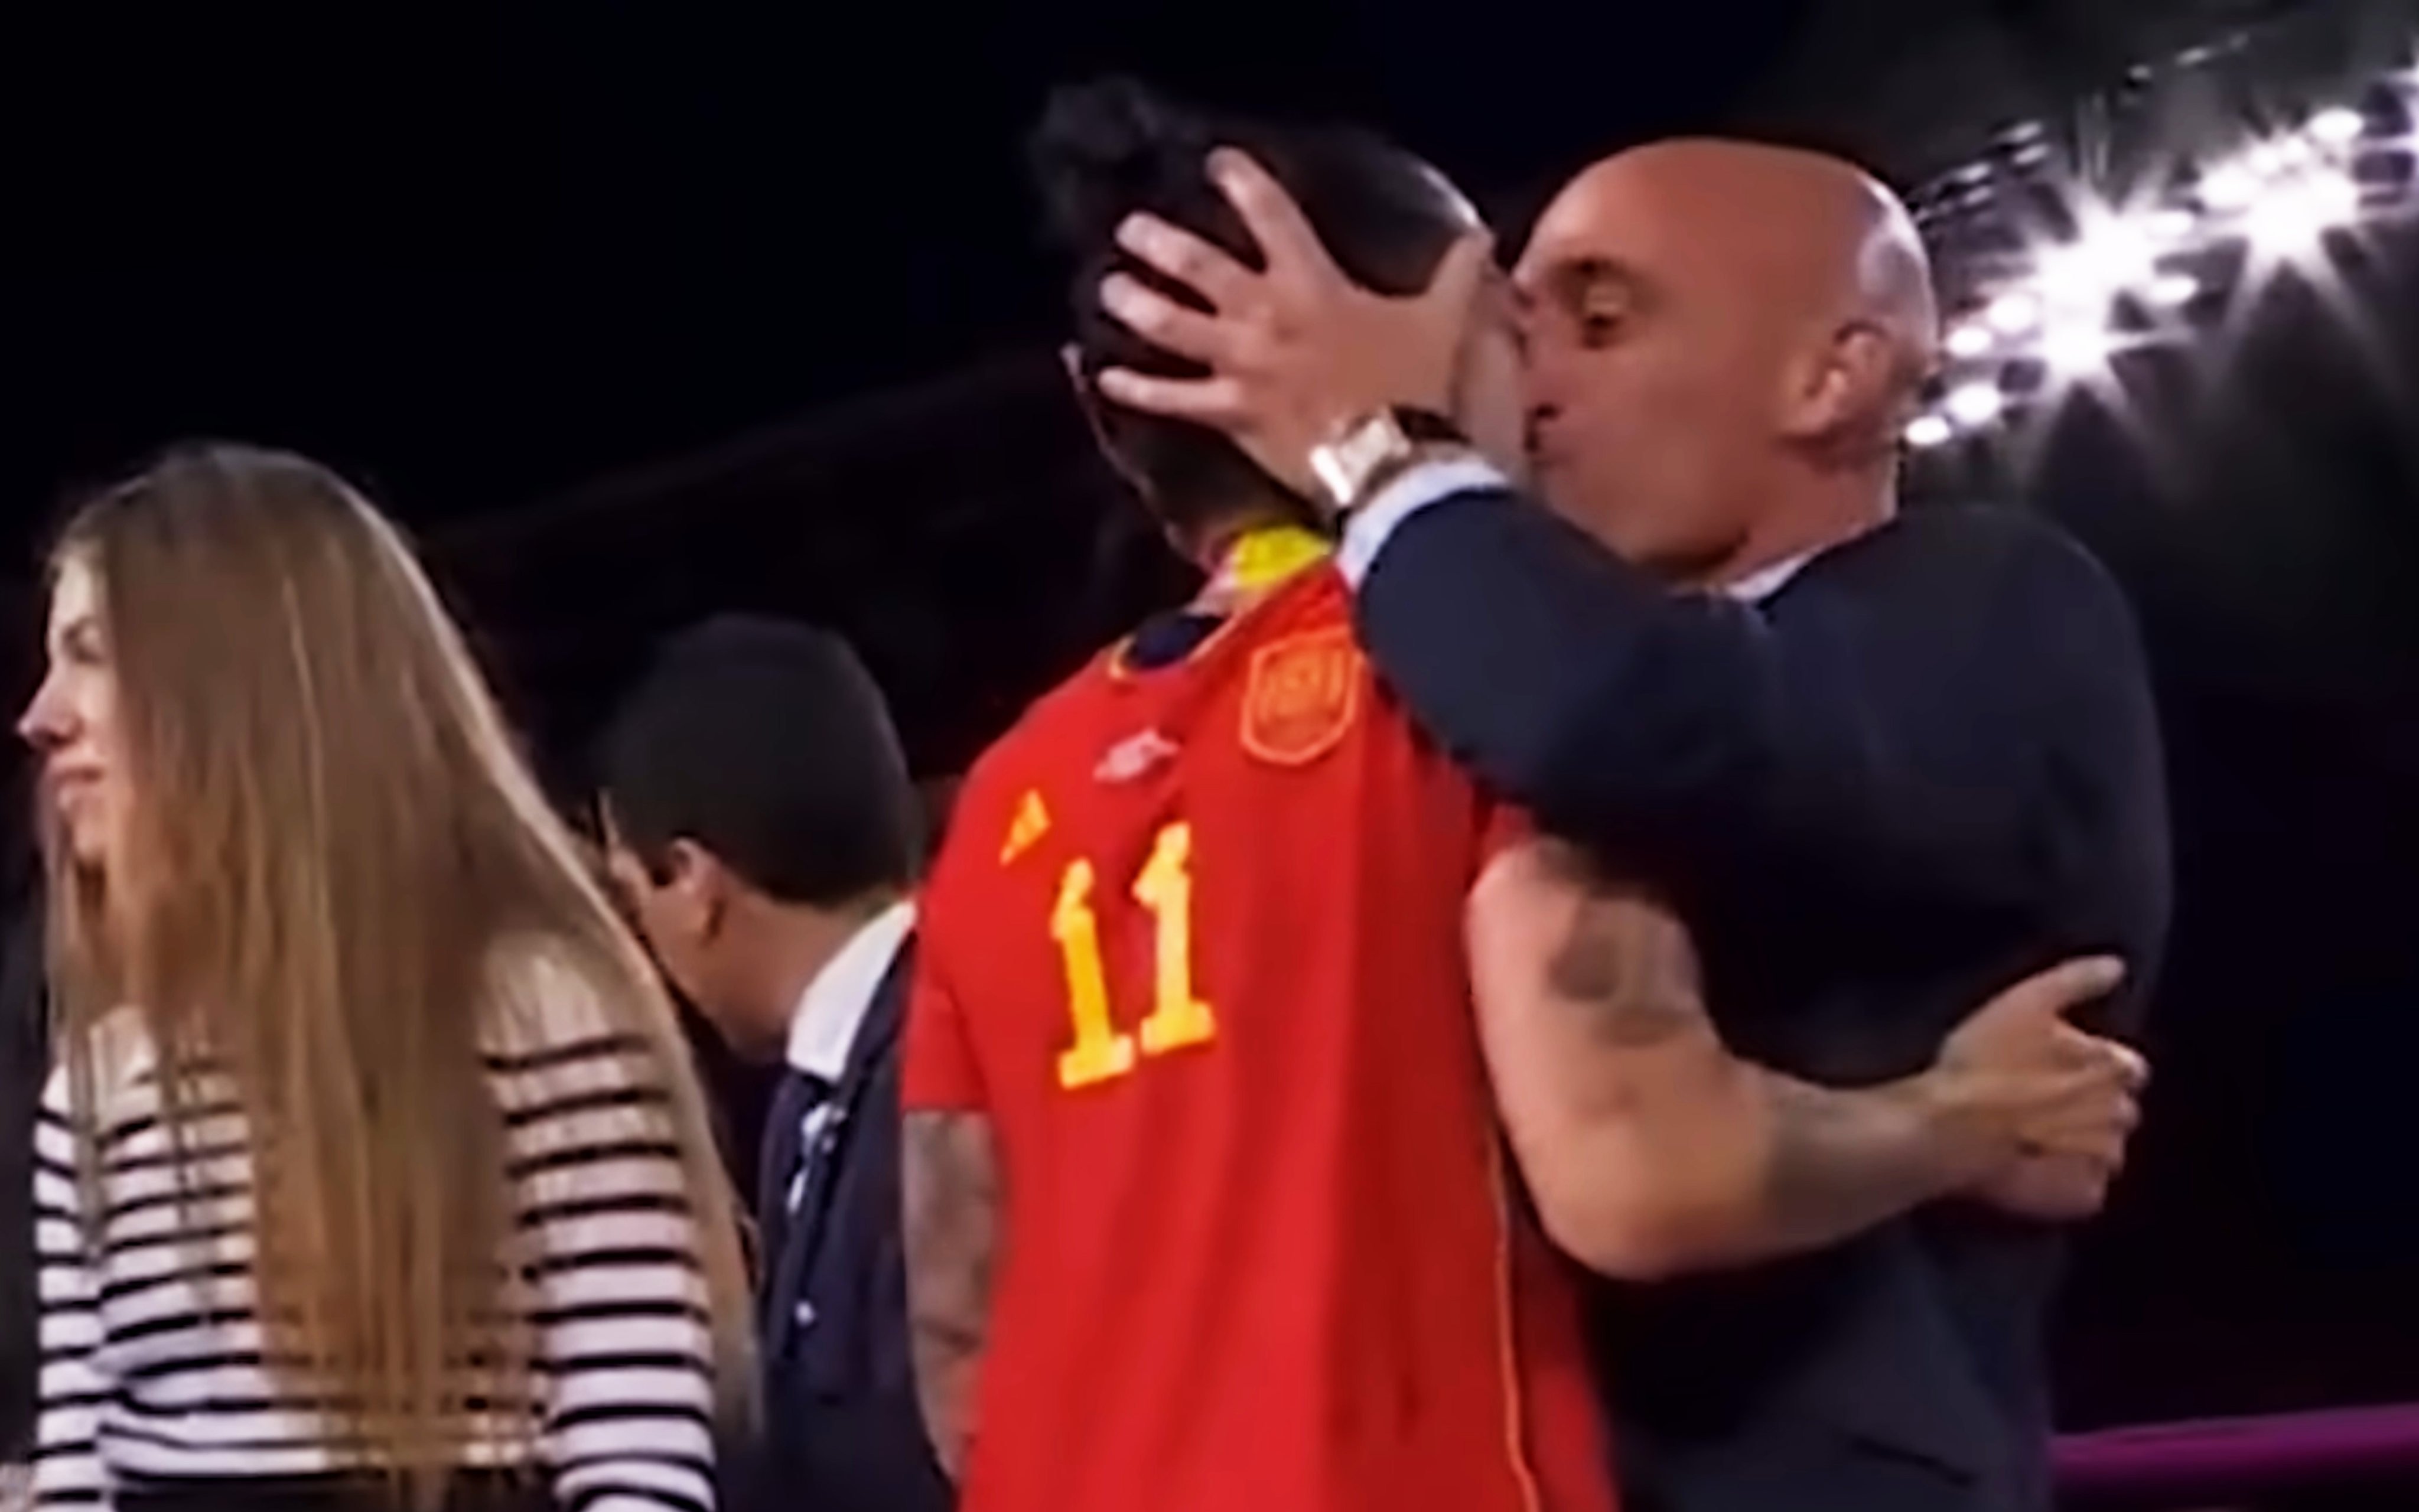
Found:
[1782,324,1904,454]
[661,837,730,941]
[1062,343,1156,499]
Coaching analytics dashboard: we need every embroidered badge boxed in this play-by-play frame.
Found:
[1239,625,1362,765]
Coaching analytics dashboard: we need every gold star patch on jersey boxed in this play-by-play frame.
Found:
[1240,625,1362,765]
[1000,788,1051,864]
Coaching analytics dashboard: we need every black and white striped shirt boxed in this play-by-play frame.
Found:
[31,956,722,1511]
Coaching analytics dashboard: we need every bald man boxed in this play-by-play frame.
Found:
[1096,139,2171,1512]
[1521,143,1938,579]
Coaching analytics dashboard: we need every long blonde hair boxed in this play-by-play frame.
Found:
[43,444,752,1498]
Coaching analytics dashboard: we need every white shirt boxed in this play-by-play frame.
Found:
[779,901,915,1236]
[1724,550,1815,603]
[1338,455,1818,602]
[784,899,916,1085]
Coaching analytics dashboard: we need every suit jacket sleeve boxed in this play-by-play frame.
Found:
[1354,487,2158,938]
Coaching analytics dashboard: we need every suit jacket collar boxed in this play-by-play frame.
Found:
[833,941,912,1104]
[764,939,915,1353]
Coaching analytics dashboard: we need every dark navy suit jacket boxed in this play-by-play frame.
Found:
[1354,490,2171,1512]
[742,945,951,1512]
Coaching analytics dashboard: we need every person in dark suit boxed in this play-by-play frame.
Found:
[598,615,950,1512]
[1092,139,2170,1512]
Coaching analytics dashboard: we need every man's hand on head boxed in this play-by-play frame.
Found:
[1094,148,1495,500]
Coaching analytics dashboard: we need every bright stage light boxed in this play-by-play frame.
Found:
[2249,137,2319,178]
[2308,106,2366,147]
[1944,380,2005,427]
[2146,207,2199,243]
[2147,271,2200,308]
[2200,161,2261,211]
[1903,413,1954,449]
[1904,57,2410,443]
[1985,291,2042,335]
[2041,322,2111,374]
[2245,171,2362,252]
[2036,222,2155,307]
[1944,322,1995,360]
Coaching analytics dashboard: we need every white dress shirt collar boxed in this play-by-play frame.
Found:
[784,899,915,1084]
[1723,551,1816,604]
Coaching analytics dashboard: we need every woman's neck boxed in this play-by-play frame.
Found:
[1185,512,1333,616]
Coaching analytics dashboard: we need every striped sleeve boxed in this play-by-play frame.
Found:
[496,1002,717,1512]
[30,1072,110,1511]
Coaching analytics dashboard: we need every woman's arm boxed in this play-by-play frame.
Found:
[31,1071,112,1511]
[1467,840,2144,1278]
[900,1109,997,1478]
[502,1024,721,1512]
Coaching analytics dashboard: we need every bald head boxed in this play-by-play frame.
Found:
[1529,140,1938,373]
[1512,139,1937,584]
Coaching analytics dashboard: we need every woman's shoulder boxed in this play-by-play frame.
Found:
[478,931,669,1086]
[47,1004,161,1117]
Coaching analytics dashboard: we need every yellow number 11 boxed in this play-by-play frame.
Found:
[1050,822,1216,1090]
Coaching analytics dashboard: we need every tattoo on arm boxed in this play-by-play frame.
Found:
[1753,1075,1945,1252]
[901,1110,999,1481]
[1537,849,1706,1049]
[1531,845,1956,1263]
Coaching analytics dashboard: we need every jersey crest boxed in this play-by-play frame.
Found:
[1239,625,1362,766]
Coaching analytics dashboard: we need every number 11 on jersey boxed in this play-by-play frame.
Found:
[1050,822,1216,1090]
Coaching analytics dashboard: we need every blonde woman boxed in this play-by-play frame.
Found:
[20,445,751,1512]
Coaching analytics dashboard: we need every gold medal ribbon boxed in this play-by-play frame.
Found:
[1212,522,1333,596]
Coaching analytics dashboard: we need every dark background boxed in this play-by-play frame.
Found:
[0,0,2414,1438]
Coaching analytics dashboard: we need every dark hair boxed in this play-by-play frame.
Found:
[599,615,920,909]
[1032,77,1473,535]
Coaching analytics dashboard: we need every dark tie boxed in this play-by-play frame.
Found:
[758,1070,837,1352]
[755,1072,831,1282]
[781,1072,837,1218]
[764,1071,834,1210]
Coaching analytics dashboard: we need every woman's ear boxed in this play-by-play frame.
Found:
[1061,344,1155,500]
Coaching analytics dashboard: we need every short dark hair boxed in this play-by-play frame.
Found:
[1031,77,1474,535]
[599,615,920,908]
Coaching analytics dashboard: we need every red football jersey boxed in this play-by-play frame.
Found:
[904,563,1614,1512]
